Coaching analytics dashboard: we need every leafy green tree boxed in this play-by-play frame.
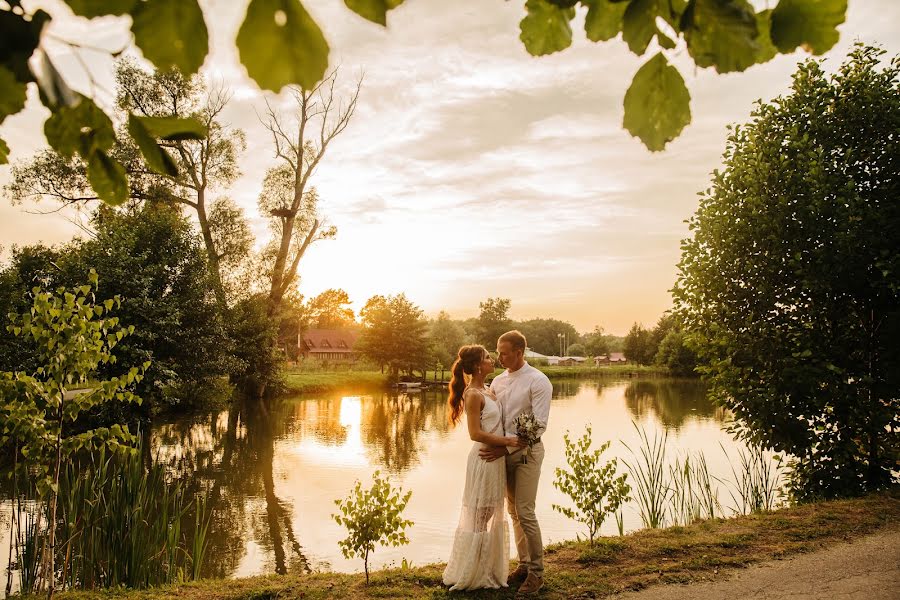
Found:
[476,297,512,348]
[674,45,900,500]
[356,294,432,378]
[515,317,580,356]
[654,330,699,377]
[565,342,586,357]
[623,322,654,365]
[582,325,611,357]
[428,310,466,368]
[304,288,357,329]
[0,271,147,595]
[332,470,413,585]
[0,0,849,175]
[552,427,631,545]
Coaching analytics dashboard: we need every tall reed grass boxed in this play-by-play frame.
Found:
[621,424,670,529]
[10,447,211,593]
[718,442,784,514]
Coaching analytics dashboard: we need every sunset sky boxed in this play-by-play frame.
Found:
[1,0,898,335]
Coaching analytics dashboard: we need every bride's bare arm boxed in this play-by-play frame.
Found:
[464,390,525,447]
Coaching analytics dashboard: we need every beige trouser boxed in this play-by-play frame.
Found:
[505,441,544,577]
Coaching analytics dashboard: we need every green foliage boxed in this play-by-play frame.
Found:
[0,0,849,190]
[674,45,900,500]
[623,322,655,365]
[428,310,465,368]
[332,470,413,584]
[623,52,691,152]
[476,297,513,348]
[622,424,669,529]
[227,294,284,398]
[516,317,580,356]
[552,427,631,545]
[582,325,611,357]
[654,329,698,377]
[356,294,433,378]
[303,288,357,329]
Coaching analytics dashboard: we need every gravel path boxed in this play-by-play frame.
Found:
[612,527,900,600]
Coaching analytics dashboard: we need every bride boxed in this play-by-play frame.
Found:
[442,345,525,591]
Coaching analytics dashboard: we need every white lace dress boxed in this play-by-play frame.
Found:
[442,389,509,590]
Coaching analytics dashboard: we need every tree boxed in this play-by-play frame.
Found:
[565,342,586,357]
[0,271,147,596]
[332,471,413,585]
[552,427,631,545]
[0,0,850,177]
[476,297,512,348]
[259,69,359,315]
[515,317,580,356]
[623,322,654,365]
[582,325,610,357]
[428,311,466,368]
[7,59,249,308]
[356,294,432,378]
[654,329,699,377]
[304,288,357,329]
[673,45,900,500]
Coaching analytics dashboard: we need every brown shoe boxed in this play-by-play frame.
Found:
[507,564,528,586]
[517,572,543,595]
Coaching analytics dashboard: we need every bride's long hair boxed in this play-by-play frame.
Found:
[448,345,488,426]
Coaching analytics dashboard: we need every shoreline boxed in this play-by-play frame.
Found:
[47,489,899,599]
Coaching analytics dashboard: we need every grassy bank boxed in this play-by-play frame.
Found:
[50,489,899,599]
[282,364,674,395]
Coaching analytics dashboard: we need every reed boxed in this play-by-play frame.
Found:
[668,453,721,526]
[16,446,211,593]
[718,442,784,515]
[621,424,670,529]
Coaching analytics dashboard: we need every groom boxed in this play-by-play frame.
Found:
[480,330,552,595]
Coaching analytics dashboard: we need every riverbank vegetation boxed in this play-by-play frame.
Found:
[44,490,900,600]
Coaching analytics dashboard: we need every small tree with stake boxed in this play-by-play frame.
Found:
[332,470,413,585]
[553,426,631,545]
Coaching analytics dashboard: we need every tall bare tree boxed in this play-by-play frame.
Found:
[259,69,361,315]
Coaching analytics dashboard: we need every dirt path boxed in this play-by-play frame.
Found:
[612,527,900,600]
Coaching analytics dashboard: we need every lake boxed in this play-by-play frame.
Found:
[1,377,781,588]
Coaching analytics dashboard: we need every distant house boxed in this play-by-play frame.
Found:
[594,352,627,366]
[298,328,359,361]
[558,356,587,367]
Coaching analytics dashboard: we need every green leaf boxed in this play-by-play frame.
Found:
[0,137,8,165]
[134,115,207,141]
[584,0,627,42]
[237,0,330,92]
[623,52,691,152]
[753,9,778,65]
[519,0,576,56]
[622,0,658,56]
[0,65,27,124]
[64,0,136,18]
[683,0,759,73]
[0,9,50,83]
[44,96,116,158]
[127,114,179,177]
[343,0,404,26]
[131,0,209,75]
[87,150,129,205]
[770,0,846,55]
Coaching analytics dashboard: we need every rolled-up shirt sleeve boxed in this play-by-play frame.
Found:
[531,375,552,439]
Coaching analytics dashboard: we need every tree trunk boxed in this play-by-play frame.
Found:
[196,191,227,310]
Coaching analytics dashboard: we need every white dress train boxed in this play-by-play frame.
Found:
[442,389,509,590]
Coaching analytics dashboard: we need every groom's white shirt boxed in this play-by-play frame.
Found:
[489,361,552,439]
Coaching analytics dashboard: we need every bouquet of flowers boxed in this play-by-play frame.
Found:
[514,412,541,463]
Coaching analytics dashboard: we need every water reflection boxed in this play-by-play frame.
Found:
[624,379,725,430]
[2,377,740,584]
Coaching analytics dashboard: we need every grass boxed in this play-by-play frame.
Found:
[281,364,674,395]
[45,489,900,600]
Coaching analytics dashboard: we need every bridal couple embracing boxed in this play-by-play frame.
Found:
[442,330,552,595]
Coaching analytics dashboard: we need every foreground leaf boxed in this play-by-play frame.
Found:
[344,0,404,26]
[64,0,135,18]
[0,137,9,164]
[754,9,778,65]
[770,0,846,55]
[584,0,627,42]
[87,150,129,205]
[520,0,576,56]
[683,0,759,73]
[623,53,691,152]
[622,0,658,56]
[44,96,116,158]
[0,65,27,123]
[0,9,51,83]
[237,0,330,91]
[131,0,209,75]
[134,115,207,140]
[127,114,179,177]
